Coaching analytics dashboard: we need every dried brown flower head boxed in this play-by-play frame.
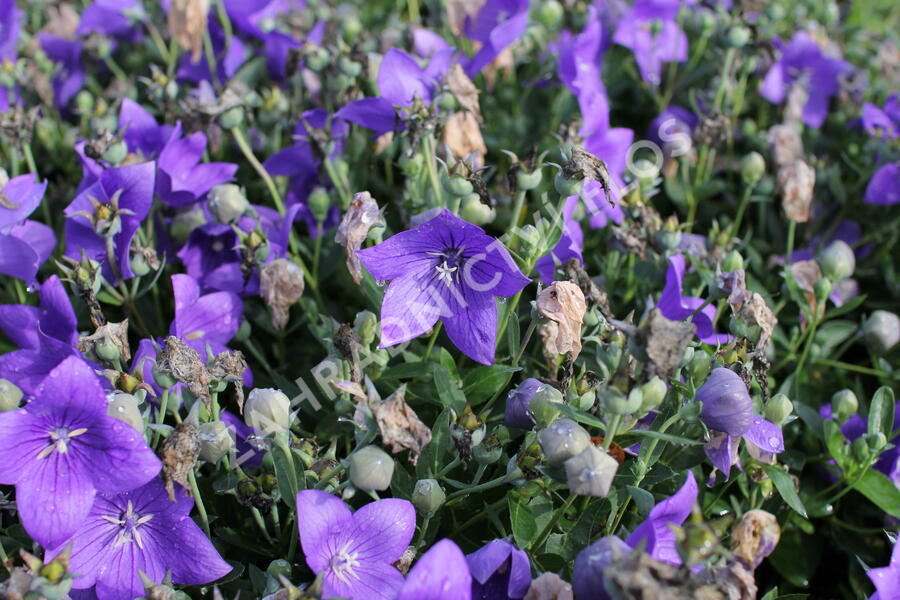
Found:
[537,281,587,361]
[370,384,432,465]
[160,420,200,501]
[778,159,815,222]
[335,192,381,285]
[731,509,781,569]
[260,258,305,330]
[168,0,210,63]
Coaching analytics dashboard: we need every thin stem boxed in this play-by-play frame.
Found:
[445,473,516,503]
[529,493,577,552]
[423,321,443,362]
[421,133,443,208]
[232,127,285,214]
[729,185,754,240]
[188,469,212,538]
[513,320,537,366]
[509,190,527,230]
[812,358,886,378]
[785,220,797,264]
[152,388,170,449]
[602,415,622,451]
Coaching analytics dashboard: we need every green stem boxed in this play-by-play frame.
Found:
[513,320,537,366]
[202,28,221,88]
[509,190,527,230]
[812,358,886,378]
[713,48,736,111]
[188,469,212,538]
[529,493,577,552]
[729,185,754,240]
[423,321,443,362]
[232,127,285,214]
[276,438,300,506]
[785,220,797,264]
[152,389,170,449]
[445,473,516,503]
[602,415,622,451]
[422,134,443,208]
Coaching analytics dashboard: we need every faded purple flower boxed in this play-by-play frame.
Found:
[296,489,416,600]
[65,161,156,284]
[46,478,231,600]
[869,536,900,600]
[397,538,472,600]
[698,368,784,482]
[0,356,161,548]
[625,470,698,565]
[861,95,899,140]
[760,31,851,128]
[657,254,730,345]
[864,162,900,206]
[466,539,531,600]
[170,273,243,357]
[357,209,530,365]
[465,0,528,77]
[613,0,687,86]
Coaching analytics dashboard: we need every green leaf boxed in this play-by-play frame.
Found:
[823,419,849,470]
[437,348,460,381]
[868,386,895,438]
[823,294,867,320]
[620,428,705,446]
[380,361,434,381]
[272,445,298,509]
[627,485,656,516]
[463,365,520,406]
[508,494,537,550]
[814,320,858,352]
[555,404,606,430]
[762,465,808,519]
[433,365,466,411]
[851,469,900,519]
[506,310,521,359]
[417,409,453,479]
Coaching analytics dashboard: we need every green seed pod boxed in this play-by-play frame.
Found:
[308,186,331,224]
[460,195,495,225]
[530,384,564,427]
[129,251,152,277]
[515,168,543,191]
[306,47,329,72]
[354,310,378,347]
[349,445,394,491]
[411,478,446,514]
[338,57,362,78]
[536,0,564,29]
[601,387,642,415]
[217,106,245,130]
[208,184,250,224]
[817,240,855,282]
[863,310,900,354]
[102,140,128,165]
[728,26,751,47]
[554,172,584,197]
[443,174,474,197]
[199,421,234,463]
[852,436,870,463]
[831,389,858,423]
[689,350,711,384]
[245,388,292,435]
[740,152,766,186]
[539,418,590,466]
[640,377,668,413]
[436,92,458,112]
[106,392,144,432]
[564,445,618,497]
[764,393,793,425]
[867,432,888,453]
[814,278,833,305]
[722,250,744,273]
[0,378,23,411]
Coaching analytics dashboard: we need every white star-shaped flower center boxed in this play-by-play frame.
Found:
[329,542,362,584]
[434,260,458,286]
[101,500,155,550]
[36,426,89,459]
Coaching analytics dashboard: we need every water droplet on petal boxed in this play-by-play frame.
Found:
[768,437,779,448]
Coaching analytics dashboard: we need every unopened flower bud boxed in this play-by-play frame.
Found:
[505,378,541,429]
[862,310,900,354]
[640,377,667,413]
[554,172,584,197]
[530,384,564,427]
[308,186,331,224]
[443,173,474,197]
[722,250,744,272]
[208,184,249,224]
[517,224,541,254]
[0,378,23,411]
[601,387,642,415]
[306,47,329,71]
[539,418,590,465]
[218,105,245,130]
[731,509,780,568]
[728,26,751,47]
[338,56,362,78]
[698,368,752,435]
[199,421,234,463]
[536,0,564,29]
[564,445,618,497]
[102,140,128,165]
[764,393,793,425]
[354,311,378,346]
[170,206,207,243]
[852,436,870,463]
[574,390,596,412]
[107,392,144,431]
[245,388,292,436]
[474,432,503,465]
[460,194,495,225]
[867,432,888,453]
[412,478,445,514]
[814,277,833,304]
[515,168,543,191]
[831,389,858,423]
[689,349,712,383]
[349,445,394,491]
[740,152,766,185]
[817,240,855,282]
[679,400,702,423]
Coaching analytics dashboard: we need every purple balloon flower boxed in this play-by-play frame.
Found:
[504,378,542,429]
[760,31,851,129]
[65,161,156,284]
[77,0,145,42]
[820,401,900,486]
[37,33,85,110]
[698,369,784,482]
[573,535,632,600]
[397,538,472,600]
[864,162,900,206]
[170,274,243,357]
[466,539,531,600]
[45,478,232,600]
[612,0,687,86]
[0,0,21,111]
[869,537,900,600]
[221,410,264,469]
[357,209,530,365]
[861,95,900,140]
[223,0,302,79]
[465,0,529,77]
[657,254,730,345]
[296,489,416,600]
[647,105,697,154]
[625,471,698,565]
[0,173,52,284]
[156,122,239,207]
[0,356,161,548]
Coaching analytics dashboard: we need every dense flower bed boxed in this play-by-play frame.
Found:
[0,0,898,599]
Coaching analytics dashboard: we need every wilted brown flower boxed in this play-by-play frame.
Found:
[767,124,804,167]
[260,258,305,330]
[168,0,209,62]
[443,111,488,161]
[446,64,482,120]
[77,320,131,365]
[156,336,211,403]
[207,349,248,411]
[160,420,200,501]
[645,308,696,377]
[778,159,815,222]
[524,573,574,600]
[563,146,613,207]
[336,191,381,285]
[370,384,433,465]
[739,293,778,351]
[789,259,822,314]
[537,282,587,361]
[731,510,781,569]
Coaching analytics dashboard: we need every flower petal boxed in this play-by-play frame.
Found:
[335,98,398,135]
[377,274,442,348]
[323,561,405,600]
[29,356,106,421]
[398,539,472,600]
[377,48,430,106]
[743,416,785,454]
[0,410,44,483]
[704,433,738,483]
[296,490,354,573]
[81,417,161,493]
[168,513,233,585]
[356,229,437,282]
[349,498,416,564]
[441,284,497,365]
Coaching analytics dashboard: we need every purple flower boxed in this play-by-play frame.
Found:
[573,535,632,600]
[221,410,263,469]
[0,356,161,548]
[465,539,531,600]
[397,538,472,600]
[625,471,698,565]
[613,0,687,86]
[0,276,79,394]
[657,254,730,345]
[296,489,416,600]
[0,173,53,284]
[357,209,530,365]
[820,401,900,486]
[698,369,784,482]
[861,95,900,140]
[37,34,85,110]
[760,31,851,128]
[336,47,454,135]
[465,0,529,77]
[647,105,697,154]
[504,378,542,429]
[65,161,156,284]
[170,274,243,357]
[175,17,248,84]
[223,0,303,79]
[0,0,21,111]
[535,197,584,285]
[869,537,900,600]
[156,122,238,207]
[77,0,145,42]
[864,162,900,206]
[46,478,232,600]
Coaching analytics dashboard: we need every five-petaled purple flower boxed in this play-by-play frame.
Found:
[170,273,243,358]
[46,477,232,600]
[0,172,53,285]
[397,538,472,600]
[357,209,530,365]
[466,539,531,600]
[0,356,161,548]
[698,368,784,482]
[658,254,730,345]
[296,489,416,600]
[464,0,528,77]
[613,0,688,86]
[760,31,851,129]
